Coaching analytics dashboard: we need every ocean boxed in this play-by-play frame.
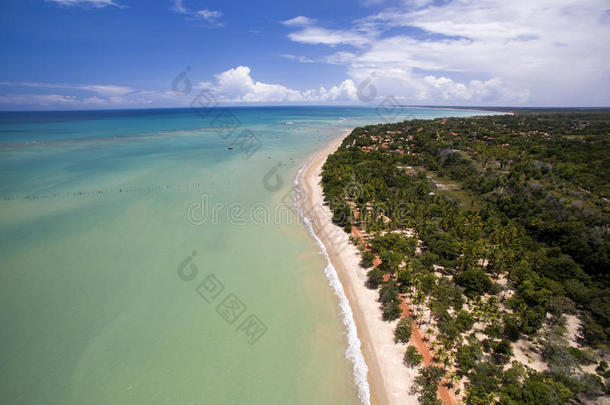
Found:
[0,106,495,405]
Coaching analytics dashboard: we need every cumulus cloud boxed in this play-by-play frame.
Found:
[207,65,358,103]
[344,66,530,105]
[215,66,303,102]
[0,67,359,109]
[282,0,610,106]
[423,76,530,103]
[305,80,358,102]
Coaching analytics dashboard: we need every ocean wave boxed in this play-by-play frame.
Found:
[293,164,371,405]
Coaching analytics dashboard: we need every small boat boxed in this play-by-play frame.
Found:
[228,147,233,150]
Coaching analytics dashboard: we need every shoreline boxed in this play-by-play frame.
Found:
[296,130,420,405]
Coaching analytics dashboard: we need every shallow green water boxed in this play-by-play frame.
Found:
[0,107,495,404]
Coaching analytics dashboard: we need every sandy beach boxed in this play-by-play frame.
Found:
[297,131,420,405]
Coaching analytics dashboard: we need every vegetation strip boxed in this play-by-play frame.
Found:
[321,111,610,404]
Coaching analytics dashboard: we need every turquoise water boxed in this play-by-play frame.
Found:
[0,106,495,405]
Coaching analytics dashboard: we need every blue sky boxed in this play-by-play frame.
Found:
[0,0,609,109]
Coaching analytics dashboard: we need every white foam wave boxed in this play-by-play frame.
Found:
[294,164,371,405]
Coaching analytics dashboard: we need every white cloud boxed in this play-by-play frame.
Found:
[343,66,530,105]
[76,85,134,96]
[172,1,223,26]
[305,80,358,102]
[45,0,122,7]
[212,66,300,102]
[282,0,610,106]
[0,88,195,109]
[0,94,78,106]
[201,65,358,103]
[172,0,187,13]
[281,54,316,63]
[0,82,159,109]
[0,67,359,108]
[281,16,316,26]
[423,75,530,103]
[325,51,358,65]
[0,81,134,96]
[0,92,161,108]
[196,9,222,22]
[288,27,371,47]
[282,16,378,47]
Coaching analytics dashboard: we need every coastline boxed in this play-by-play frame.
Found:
[296,130,420,405]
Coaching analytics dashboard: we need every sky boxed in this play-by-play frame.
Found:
[0,0,609,110]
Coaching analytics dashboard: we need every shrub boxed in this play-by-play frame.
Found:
[578,373,605,398]
[331,203,352,231]
[502,313,521,341]
[366,269,384,289]
[455,268,492,297]
[379,250,402,274]
[360,250,375,268]
[379,280,399,305]
[397,269,414,293]
[455,310,475,332]
[466,361,502,403]
[382,300,402,321]
[494,339,513,356]
[581,316,607,346]
[411,366,444,405]
[568,347,596,365]
[370,233,416,256]
[483,323,502,339]
[456,344,477,372]
[394,316,413,343]
[404,345,423,367]
[491,339,513,365]
[521,374,573,405]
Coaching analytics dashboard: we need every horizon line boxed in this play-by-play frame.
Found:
[1,105,609,114]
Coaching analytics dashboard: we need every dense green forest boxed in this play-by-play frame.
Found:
[321,111,610,404]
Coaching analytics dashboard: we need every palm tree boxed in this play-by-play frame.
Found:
[413,289,425,322]
[437,346,450,372]
[426,328,434,342]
